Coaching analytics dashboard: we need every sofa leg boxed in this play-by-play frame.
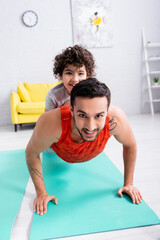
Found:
[14,124,17,132]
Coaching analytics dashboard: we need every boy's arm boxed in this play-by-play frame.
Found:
[62,99,70,106]
[108,106,142,204]
[25,109,61,215]
[45,88,57,111]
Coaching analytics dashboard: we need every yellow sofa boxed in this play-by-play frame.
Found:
[10,81,61,131]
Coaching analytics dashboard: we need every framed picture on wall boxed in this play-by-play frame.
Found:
[70,0,113,48]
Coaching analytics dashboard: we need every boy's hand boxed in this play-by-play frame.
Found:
[34,194,58,215]
[63,99,70,106]
[117,184,143,204]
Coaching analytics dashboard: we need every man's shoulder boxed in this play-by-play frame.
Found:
[108,105,127,135]
[108,105,125,119]
[41,107,61,124]
[36,108,62,139]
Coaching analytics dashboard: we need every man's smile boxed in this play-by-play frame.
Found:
[82,128,99,138]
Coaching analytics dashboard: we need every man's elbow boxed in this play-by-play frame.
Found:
[25,142,33,163]
[124,139,137,153]
[132,138,137,152]
[25,145,29,162]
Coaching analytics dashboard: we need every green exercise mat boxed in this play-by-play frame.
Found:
[30,152,160,240]
[0,149,29,240]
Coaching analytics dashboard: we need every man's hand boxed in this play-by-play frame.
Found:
[117,184,143,204]
[33,194,58,215]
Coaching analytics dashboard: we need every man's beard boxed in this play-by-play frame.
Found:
[77,127,100,142]
[73,116,102,142]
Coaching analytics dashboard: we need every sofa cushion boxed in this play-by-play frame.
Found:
[23,81,61,102]
[17,82,31,102]
[17,102,45,114]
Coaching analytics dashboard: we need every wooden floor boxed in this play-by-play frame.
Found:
[0,114,160,240]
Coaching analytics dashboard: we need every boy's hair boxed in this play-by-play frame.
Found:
[53,45,96,78]
[71,78,111,109]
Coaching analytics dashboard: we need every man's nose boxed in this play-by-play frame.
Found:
[86,118,96,131]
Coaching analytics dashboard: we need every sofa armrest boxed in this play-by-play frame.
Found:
[10,92,21,124]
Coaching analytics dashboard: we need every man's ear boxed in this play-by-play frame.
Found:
[70,105,74,117]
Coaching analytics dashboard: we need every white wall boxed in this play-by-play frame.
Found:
[0,0,160,126]
[93,0,160,114]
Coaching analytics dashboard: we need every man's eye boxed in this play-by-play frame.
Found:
[96,114,103,119]
[79,114,86,118]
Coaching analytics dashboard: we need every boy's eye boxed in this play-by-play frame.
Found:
[79,72,85,76]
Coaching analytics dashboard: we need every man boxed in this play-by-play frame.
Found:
[26,78,142,216]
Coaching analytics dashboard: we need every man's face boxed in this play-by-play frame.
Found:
[60,64,87,95]
[71,96,108,142]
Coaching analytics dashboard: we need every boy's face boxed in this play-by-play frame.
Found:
[60,64,87,95]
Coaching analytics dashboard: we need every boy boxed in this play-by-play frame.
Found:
[45,45,96,111]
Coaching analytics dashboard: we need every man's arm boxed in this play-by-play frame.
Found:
[25,109,61,215]
[108,106,143,204]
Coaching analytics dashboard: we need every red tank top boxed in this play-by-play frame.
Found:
[51,105,110,163]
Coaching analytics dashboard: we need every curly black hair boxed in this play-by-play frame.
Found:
[53,45,96,78]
